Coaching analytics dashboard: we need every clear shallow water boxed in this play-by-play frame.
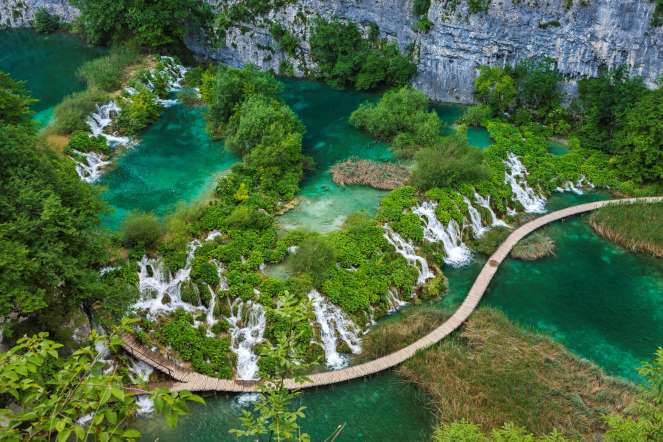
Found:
[99,104,238,229]
[435,103,493,148]
[0,29,103,115]
[138,372,434,442]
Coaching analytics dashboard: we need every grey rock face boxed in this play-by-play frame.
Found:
[189,0,663,103]
[0,0,79,28]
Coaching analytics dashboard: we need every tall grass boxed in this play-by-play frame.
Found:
[77,46,140,92]
[49,88,109,135]
[588,202,663,257]
[400,308,637,439]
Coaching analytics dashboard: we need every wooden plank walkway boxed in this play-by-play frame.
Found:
[122,197,663,393]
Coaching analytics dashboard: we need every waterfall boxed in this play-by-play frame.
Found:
[412,201,472,267]
[474,193,510,228]
[86,101,130,148]
[73,150,112,183]
[225,299,266,380]
[133,240,206,319]
[463,196,489,238]
[128,359,154,384]
[385,288,408,313]
[504,153,547,213]
[308,290,362,369]
[136,396,155,415]
[383,225,434,284]
[555,175,593,195]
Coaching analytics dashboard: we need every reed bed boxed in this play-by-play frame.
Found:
[330,159,410,190]
[511,233,556,260]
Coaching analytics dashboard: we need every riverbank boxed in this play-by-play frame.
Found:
[588,202,663,257]
[400,307,637,439]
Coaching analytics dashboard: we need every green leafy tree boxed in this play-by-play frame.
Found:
[289,236,337,286]
[73,0,212,50]
[0,72,37,126]
[120,211,163,249]
[33,8,61,34]
[0,330,203,441]
[613,87,663,183]
[474,66,517,115]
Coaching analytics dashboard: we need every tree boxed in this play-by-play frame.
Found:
[73,0,212,50]
[33,8,61,34]
[289,236,337,286]
[410,132,488,190]
[0,330,203,441]
[613,87,663,183]
[120,211,163,249]
[474,66,517,115]
[0,72,36,126]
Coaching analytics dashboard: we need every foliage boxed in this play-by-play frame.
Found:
[0,330,203,441]
[270,23,299,56]
[309,18,416,90]
[0,72,37,126]
[289,236,336,286]
[113,83,162,135]
[574,67,648,153]
[459,104,492,127]
[33,8,60,34]
[350,86,442,157]
[65,130,109,154]
[157,309,234,378]
[50,88,109,135]
[413,0,431,16]
[77,46,140,92]
[474,65,517,115]
[0,79,110,330]
[201,64,281,138]
[120,211,163,249]
[73,0,212,51]
[433,422,572,441]
[612,87,663,183]
[411,132,489,190]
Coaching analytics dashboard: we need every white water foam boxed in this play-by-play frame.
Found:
[463,196,489,238]
[555,175,593,195]
[86,101,130,148]
[73,150,112,183]
[385,288,408,313]
[412,201,472,267]
[225,299,266,380]
[504,153,547,213]
[383,225,435,284]
[474,192,510,228]
[308,290,362,369]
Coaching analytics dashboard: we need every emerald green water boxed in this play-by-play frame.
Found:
[138,373,434,441]
[99,104,238,229]
[547,139,570,156]
[0,29,103,121]
[435,103,493,148]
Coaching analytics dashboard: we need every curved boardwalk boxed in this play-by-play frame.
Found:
[123,197,663,393]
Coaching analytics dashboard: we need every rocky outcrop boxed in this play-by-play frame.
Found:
[0,0,78,28]
[3,0,662,103]
[188,0,663,103]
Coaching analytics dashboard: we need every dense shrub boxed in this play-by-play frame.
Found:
[411,133,489,190]
[33,8,60,34]
[460,104,493,127]
[113,84,162,135]
[310,18,416,90]
[49,88,108,135]
[77,46,140,92]
[74,0,212,51]
[0,72,36,126]
[350,86,442,157]
[120,211,162,248]
[65,130,108,154]
[289,236,336,286]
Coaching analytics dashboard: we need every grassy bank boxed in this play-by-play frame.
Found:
[588,202,663,257]
[399,308,637,440]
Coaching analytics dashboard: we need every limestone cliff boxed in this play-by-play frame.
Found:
[3,0,662,103]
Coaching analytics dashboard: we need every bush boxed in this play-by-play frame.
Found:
[33,8,60,34]
[459,105,492,127]
[310,18,416,90]
[65,130,108,154]
[350,86,442,157]
[50,89,109,135]
[289,236,336,286]
[411,133,489,190]
[77,46,140,92]
[113,84,161,135]
[120,211,162,248]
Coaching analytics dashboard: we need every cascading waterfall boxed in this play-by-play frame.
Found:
[412,201,472,267]
[308,290,362,369]
[555,175,593,195]
[383,225,434,284]
[474,193,510,228]
[132,240,206,319]
[86,101,130,147]
[128,359,154,384]
[462,196,489,238]
[225,299,266,380]
[504,153,547,213]
[385,288,408,313]
[73,150,112,183]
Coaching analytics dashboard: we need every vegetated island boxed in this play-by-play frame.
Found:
[588,202,663,257]
[330,159,410,190]
[511,232,556,260]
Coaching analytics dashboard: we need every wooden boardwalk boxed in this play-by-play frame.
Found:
[122,197,663,393]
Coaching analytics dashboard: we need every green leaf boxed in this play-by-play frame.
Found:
[110,386,125,401]
[74,424,86,440]
[121,428,142,438]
